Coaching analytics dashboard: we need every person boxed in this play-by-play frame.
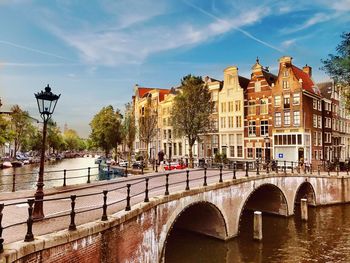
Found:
[305,159,310,173]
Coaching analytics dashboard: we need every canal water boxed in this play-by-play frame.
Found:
[165,205,350,262]
[0,157,102,192]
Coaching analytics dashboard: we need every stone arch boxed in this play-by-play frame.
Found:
[293,181,316,208]
[237,183,289,233]
[159,200,228,262]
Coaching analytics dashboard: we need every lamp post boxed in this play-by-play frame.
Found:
[33,85,60,220]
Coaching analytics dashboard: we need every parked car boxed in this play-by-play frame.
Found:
[119,161,128,167]
[164,162,187,170]
[132,161,143,169]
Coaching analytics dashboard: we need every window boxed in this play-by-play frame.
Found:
[228,101,234,112]
[229,146,235,157]
[275,112,281,126]
[173,143,177,156]
[283,70,289,77]
[235,116,242,128]
[298,134,302,144]
[220,117,226,128]
[229,134,234,145]
[247,148,254,158]
[248,101,256,115]
[212,92,218,101]
[293,93,300,105]
[294,111,300,126]
[260,120,268,136]
[221,134,227,145]
[284,111,290,126]
[256,148,262,159]
[318,116,322,128]
[313,115,317,128]
[212,119,218,130]
[313,99,317,109]
[163,129,167,139]
[235,101,241,111]
[317,100,321,111]
[179,143,182,156]
[213,102,218,113]
[260,99,268,115]
[313,131,317,146]
[283,80,290,89]
[168,129,172,139]
[318,131,322,146]
[284,95,290,108]
[221,102,226,113]
[249,121,256,136]
[255,81,261,92]
[274,96,281,107]
[228,116,234,128]
[163,118,166,126]
[237,146,243,157]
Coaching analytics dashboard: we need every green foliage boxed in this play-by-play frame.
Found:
[0,114,13,146]
[172,75,213,167]
[214,153,228,164]
[89,105,123,156]
[10,105,32,156]
[47,121,65,152]
[321,32,350,108]
[123,103,136,165]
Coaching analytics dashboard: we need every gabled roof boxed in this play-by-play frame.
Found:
[291,65,321,96]
[262,70,277,86]
[238,76,250,89]
[137,87,170,102]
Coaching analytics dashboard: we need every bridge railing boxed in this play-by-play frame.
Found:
[0,160,349,253]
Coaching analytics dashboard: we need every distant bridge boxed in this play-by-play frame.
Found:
[1,165,349,263]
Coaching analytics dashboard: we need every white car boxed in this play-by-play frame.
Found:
[119,161,128,167]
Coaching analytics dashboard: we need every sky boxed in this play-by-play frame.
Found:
[0,0,349,138]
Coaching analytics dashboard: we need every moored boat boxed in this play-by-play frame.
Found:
[11,161,23,167]
[2,161,12,169]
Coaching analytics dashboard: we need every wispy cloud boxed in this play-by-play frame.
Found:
[0,62,79,67]
[0,40,74,61]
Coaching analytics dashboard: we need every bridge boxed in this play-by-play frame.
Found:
[1,164,349,263]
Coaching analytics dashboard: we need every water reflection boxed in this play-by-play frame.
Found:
[0,157,98,192]
[165,205,350,262]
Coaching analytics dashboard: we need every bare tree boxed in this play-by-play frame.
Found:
[123,103,136,167]
[139,96,157,166]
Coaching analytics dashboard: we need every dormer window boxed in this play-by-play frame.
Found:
[282,70,289,77]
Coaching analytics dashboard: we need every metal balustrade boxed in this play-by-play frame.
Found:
[0,159,349,253]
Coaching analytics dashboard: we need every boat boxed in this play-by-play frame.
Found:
[11,161,23,167]
[2,161,12,168]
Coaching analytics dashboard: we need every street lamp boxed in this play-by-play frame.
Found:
[33,84,60,220]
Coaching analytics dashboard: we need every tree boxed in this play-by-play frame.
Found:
[90,105,123,157]
[138,96,157,167]
[10,105,32,157]
[122,103,136,167]
[0,114,13,147]
[321,32,350,108]
[172,75,213,168]
[63,129,80,151]
[47,121,65,153]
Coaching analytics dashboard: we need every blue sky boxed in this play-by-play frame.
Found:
[0,0,349,137]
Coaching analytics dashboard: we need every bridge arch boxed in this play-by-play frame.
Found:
[160,200,228,261]
[293,181,316,207]
[237,183,289,232]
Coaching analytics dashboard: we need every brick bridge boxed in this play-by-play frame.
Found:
[2,170,350,263]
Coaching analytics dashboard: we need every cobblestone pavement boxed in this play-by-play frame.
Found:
[0,168,343,245]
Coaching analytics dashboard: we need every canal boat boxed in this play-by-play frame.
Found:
[1,161,12,169]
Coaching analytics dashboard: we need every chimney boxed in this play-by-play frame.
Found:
[302,64,312,77]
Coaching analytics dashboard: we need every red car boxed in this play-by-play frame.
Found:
[164,162,187,170]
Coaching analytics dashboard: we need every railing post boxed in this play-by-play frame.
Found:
[276,161,279,174]
[155,163,158,173]
[219,165,223,183]
[12,173,15,192]
[69,195,77,231]
[0,203,3,252]
[337,165,339,176]
[125,184,131,211]
[291,161,294,174]
[284,161,287,175]
[144,178,149,202]
[107,165,110,180]
[101,190,108,221]
[203,168,208,186]
[185,170,190,190]
[24,199,35,242]
[256,159,260,175]
[87,167,91,183]
[165,174,169,195]
[63,169,67,187]
[328,163,330,176]
[245,162,249,177]
[141,162,144,175]
[233,162,236,179]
